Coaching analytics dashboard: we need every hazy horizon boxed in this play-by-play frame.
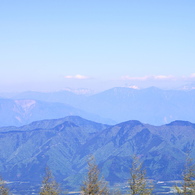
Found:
[1,1,194,92]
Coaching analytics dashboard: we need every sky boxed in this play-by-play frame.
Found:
[0,0,195,92]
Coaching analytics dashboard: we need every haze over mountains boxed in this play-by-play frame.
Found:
[0,98,111,127]
[1,87,195,126]
[0,87,195,193]
[0,116,195,193]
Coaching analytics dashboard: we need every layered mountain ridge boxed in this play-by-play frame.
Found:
[0,116,194,192]
[0,98,113,127]
[1,87,195,126]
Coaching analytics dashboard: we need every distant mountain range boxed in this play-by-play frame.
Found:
[1,87,195,126]
[0,98,113,127]
[0,116,195,193]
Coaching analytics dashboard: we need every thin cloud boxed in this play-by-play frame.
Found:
[153,75,174,80]
[121,74,195,81]
[121,76,149,81]
[121,75,174,81]
[190,73,195,78]
[181,74,195,81]
[64,74,90,80]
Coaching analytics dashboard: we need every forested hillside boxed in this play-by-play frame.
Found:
[0,116,195,193]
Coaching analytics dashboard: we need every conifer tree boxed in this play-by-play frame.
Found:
[175,156,195,194]
[0,177,9,195]
[129,155,152,195]
[40,167,60,195]
[81,156,109,195]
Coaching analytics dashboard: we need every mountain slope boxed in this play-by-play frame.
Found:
[0,117,195,194]
[74,120,193,183]
[78,87,195,125]
[12,90,85,106]
[0,117,108,186]
[10,87,195,125]
[0,98,113,127]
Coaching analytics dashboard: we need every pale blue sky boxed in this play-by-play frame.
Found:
[0,0,195,92]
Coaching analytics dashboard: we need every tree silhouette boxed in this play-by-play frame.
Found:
[0,177,9,195]
[40,167,60,195]
[81,156,109,195]
[129,155,153,195]
[175,156,195,194]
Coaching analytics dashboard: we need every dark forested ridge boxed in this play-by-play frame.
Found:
[0,116,195,193]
